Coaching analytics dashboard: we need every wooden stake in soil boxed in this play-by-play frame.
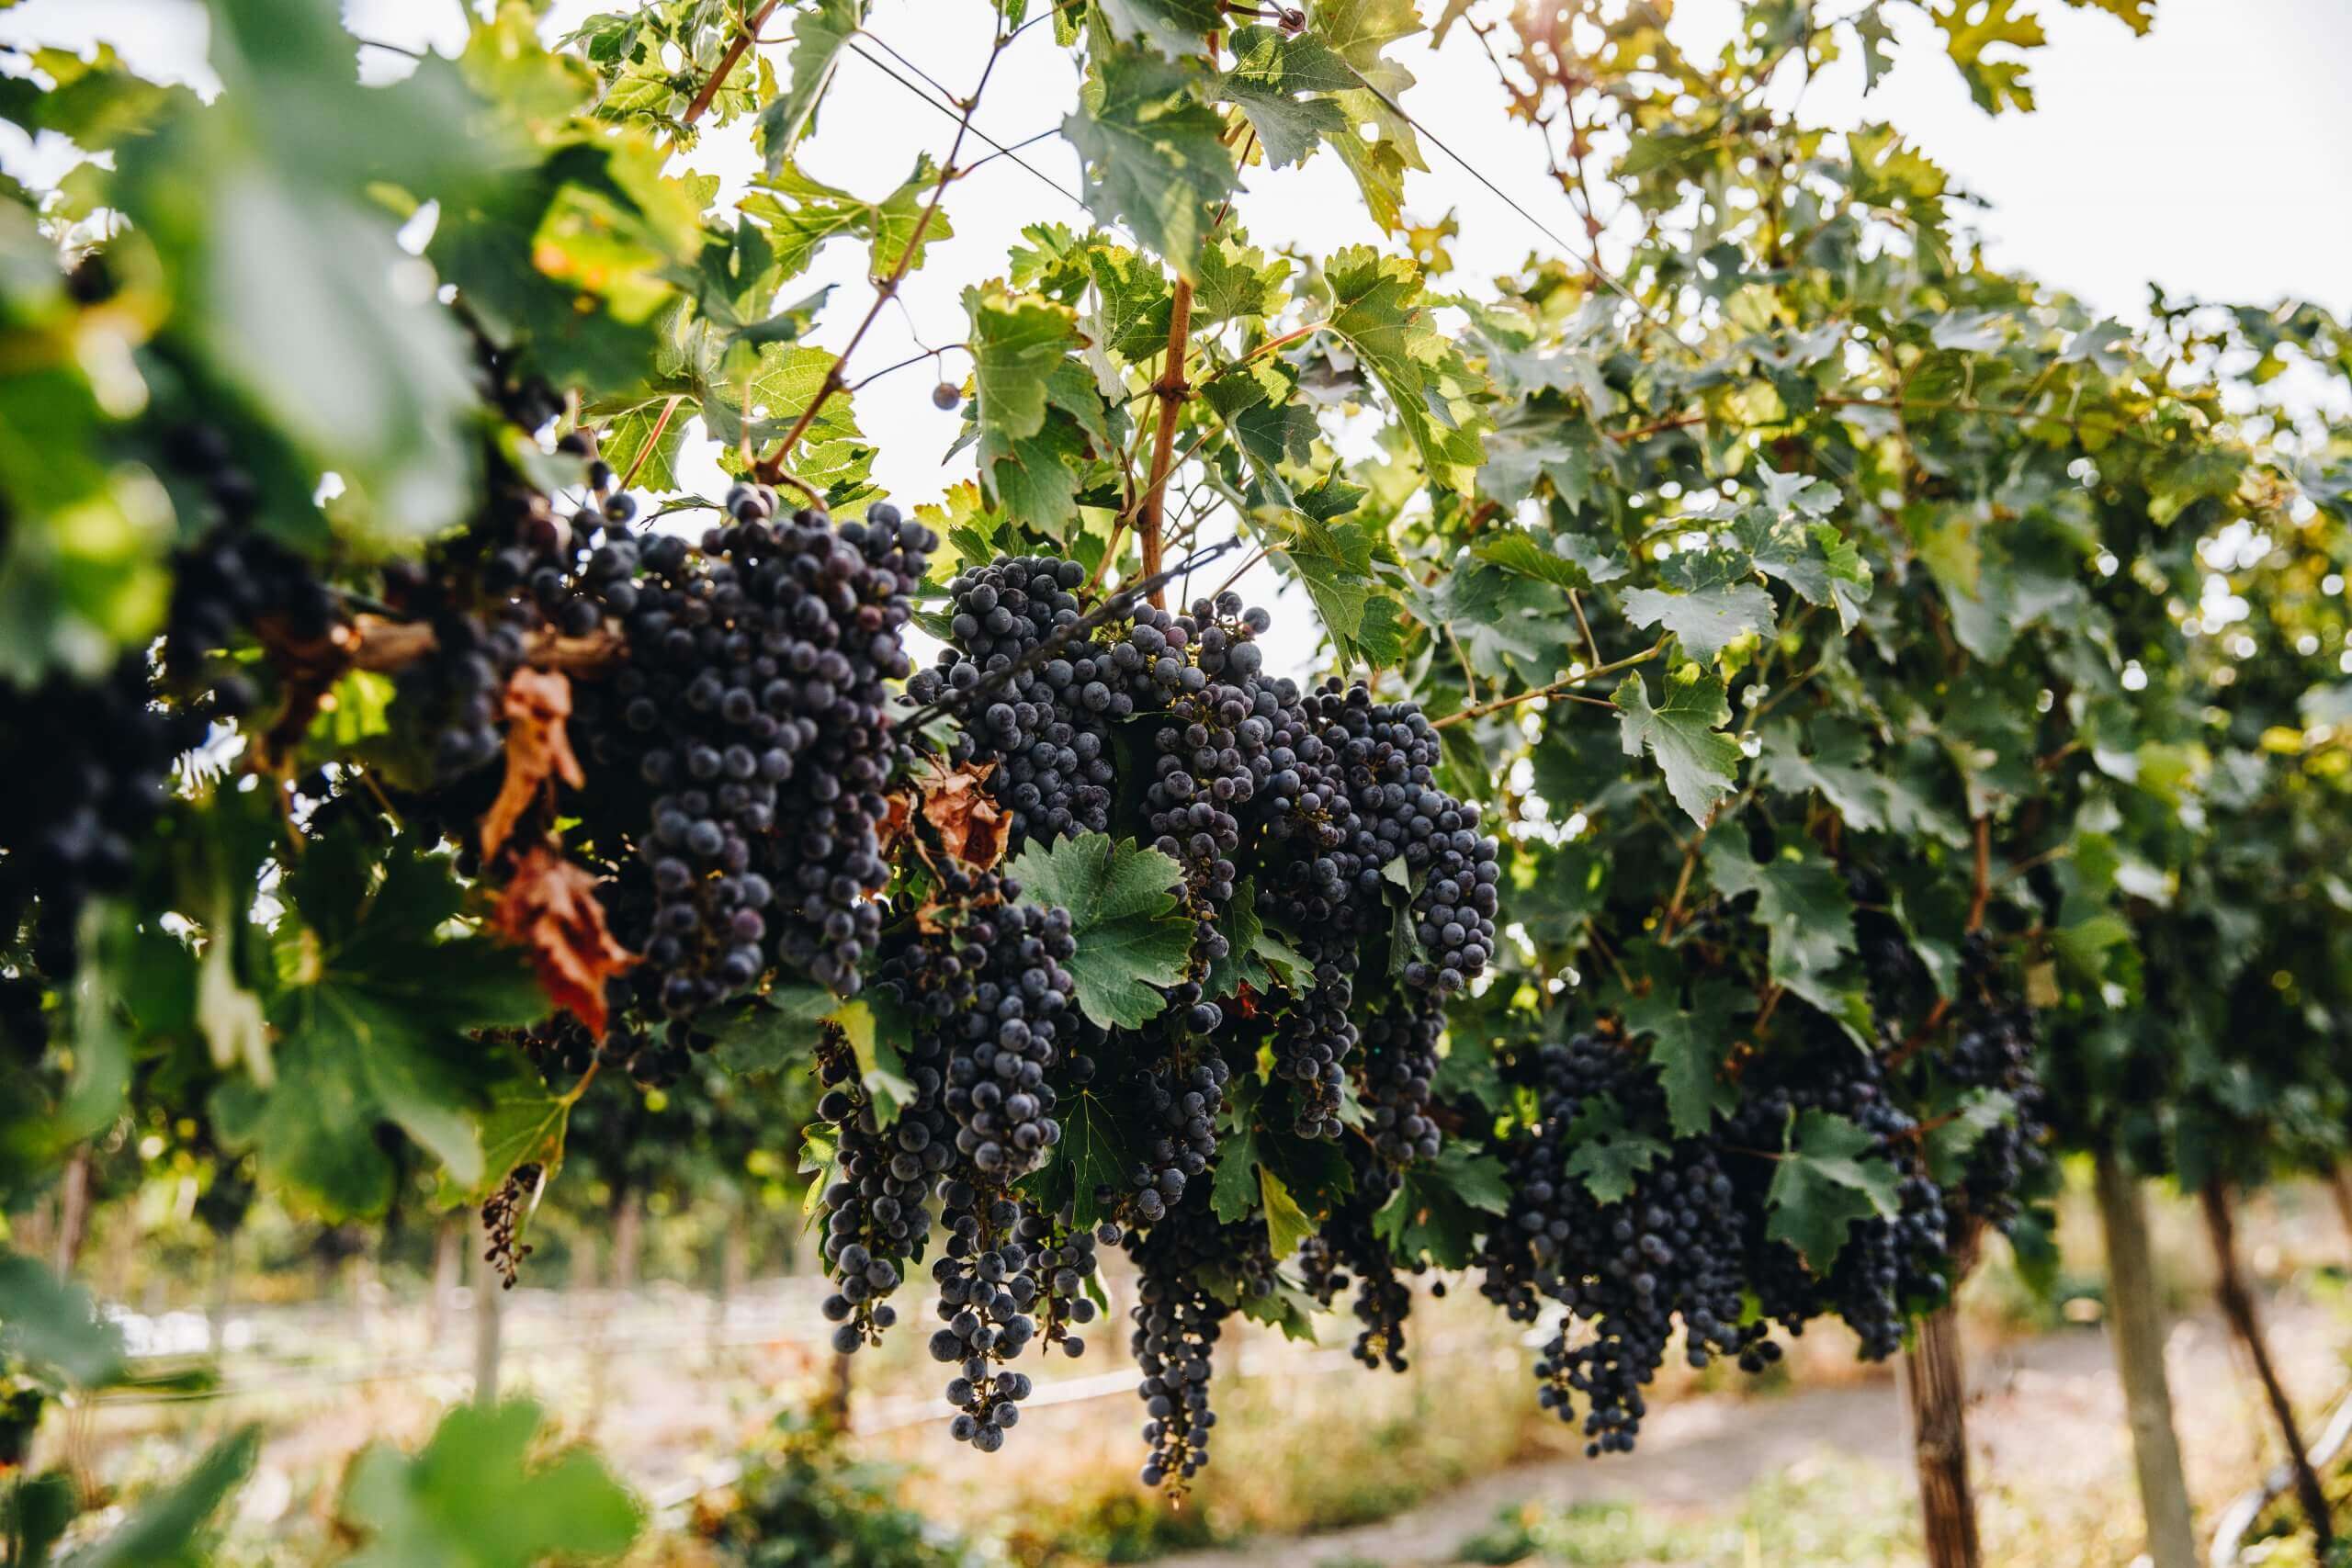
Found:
[472,1228,504,1404]
[51,1145,91,1276]
[1903,1300,1984,1568]
[2093,1149,2198,1568]
[2200,1179,2334,1550]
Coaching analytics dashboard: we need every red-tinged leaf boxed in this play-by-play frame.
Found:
[481,668,585,863]
[489,845,635,1036]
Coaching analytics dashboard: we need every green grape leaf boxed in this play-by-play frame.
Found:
[218,842,547,1219]
[105,1,494,543]
[593,399,689,492]
[1472,527,1620,592]
[1307,0,1427,230]
[1204,876,1306,997]
[693,341,876,502]
[1766,1110,1903,1271]
[966,283,1081,461]
[436,1052,575,1209]
[757,0,865,171]
[1932,0,2048,114]
[0,285,175,682]
[1923,1089,2018,1185]
[1062,44,1236,276]
[1023,1083,1143,1227]
[1614,667,1742,824]
[1561,1095,1670,1204]
[1758,721,1965,844]
[1621,581,1776,661]
[1006,833,1194,1028]
[1096,0,1225,54]
[1735,513,1872,631]
[61,1427,259,1568]
[1270,513,1407,671]
[1372,1142,1510,1269]
[337,1401,642,1568]
[706,986,839,1077]
[1320,245,1490,495]
[740,154,954,282]
[1231,1275,1324,1343]
[1083,243,1176,361]
[1218,28,1352,169]
[1853,8,1899,90]
[1210,1105,1262,1226]
[1259,1167,1315,1260]
[424,138,696,398]
[837,995,918,1123]
[0,1248,126,1386]
[1621,979,1748,1137]
[2064,0,2154,34]
[1702,838,1859,995]
[1192,233,1294,327]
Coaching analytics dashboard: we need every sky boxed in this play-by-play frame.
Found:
[3,0,2347,669]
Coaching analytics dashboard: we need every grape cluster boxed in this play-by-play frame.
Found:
[158,422,336,709]
[837,868,1103,1453]
[1359,994,1444,1164]
[1479,1034,1770,1456]
[572,491,932,1041]
[817,1037,948,1350]
[1125,1055,1229,1224]
[1025,1206,1105,1356]
[1124,1193,1272,1490]
[1271,979,1357,1139]
[1727,1028,1955,1360]
[1262,681,1500,996]
[1944,934,2052,1229]
[926,1185,1040,1451]
[877,870,1078,1181]
[1299,1167,1417,1372]
[908,557,1125,847]
[1133,592,1273,942]
[0,660,209,968]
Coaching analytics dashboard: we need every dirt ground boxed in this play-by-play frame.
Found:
[1144,1301,2348,1568]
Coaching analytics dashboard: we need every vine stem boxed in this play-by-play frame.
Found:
[346,615,621,675]
[683,2,784,127]
[1135,276,1194,610]
[617,395,683,490]
[1430,637,1667,729]
[1657,801,1719,941]
[1965,815,1991,932]
[752,23,1014,485]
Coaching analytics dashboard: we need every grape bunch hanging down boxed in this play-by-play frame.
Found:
[827,555,1510,1483]
[1477,1033,1772,1456]
[1473,979,2043,1459]
[908,556,1125,845]
[0,660,211,967]
[813,864,1101,1454]
[910,558,1501,1072]
[562,490,935,1045]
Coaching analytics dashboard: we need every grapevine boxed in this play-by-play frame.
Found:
[0,4,2348,1564]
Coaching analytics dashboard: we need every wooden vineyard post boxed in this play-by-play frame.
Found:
[1903,1299,1983,1568]
[2200,1179,2333,1550]
[2094,1149,2198,1568]
[472,1226,504,1404]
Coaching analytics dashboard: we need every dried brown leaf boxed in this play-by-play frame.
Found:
[481,668,585,863]
[913,755,1004,869]
[489,845,635,1037]
[874,791,914,863]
